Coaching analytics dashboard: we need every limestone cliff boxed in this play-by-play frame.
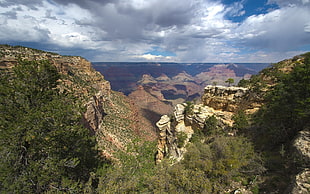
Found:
[155,54,310,193]
[0,45,156,161]
[287,130,310,193]
[155,85,252,163]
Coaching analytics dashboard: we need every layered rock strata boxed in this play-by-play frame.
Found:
[155,85,250,163]
[202,85,248,112]
[0,45,156,161]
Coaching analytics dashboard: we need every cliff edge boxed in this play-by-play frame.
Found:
[0,45,156,160]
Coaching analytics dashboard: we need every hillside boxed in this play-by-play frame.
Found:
[93,62,266,96]
[0,45,155,165]
[0,45,308,193]
[155,52,310,193]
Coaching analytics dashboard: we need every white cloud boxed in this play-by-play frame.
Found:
[134,53,175,61]
[0,0,309,62]
[234,6,310,51]
[268,0,310,6]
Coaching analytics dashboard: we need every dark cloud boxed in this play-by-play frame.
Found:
[51,0,117,9]
[0,0,309,62]
[0,0,42,9]
[268,0,310,6]
[1,10,18,19]
[150,1,197,27]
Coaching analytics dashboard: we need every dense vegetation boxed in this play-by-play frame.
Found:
[0,60,101,193]
[0,59,263,193]
[94,129,264,193]
[238,52,310,192]
[0,52,309,193]
[238,53,310,147]
[256,53,310,146]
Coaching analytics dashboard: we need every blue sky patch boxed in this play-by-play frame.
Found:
[144,47,177,57]
[223,0,279,22]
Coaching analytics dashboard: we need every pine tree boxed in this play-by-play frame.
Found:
[0,60,100,193]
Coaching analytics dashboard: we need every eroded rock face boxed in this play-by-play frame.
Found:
[155,85,254,163]
[202,85,248,112]
[288,130,310,194]
[292,130,310,165]
[288,169,310,194]
[82,91,107,134]
[155,103,234,163]
[156,115,173,163]
[155,106,195,164]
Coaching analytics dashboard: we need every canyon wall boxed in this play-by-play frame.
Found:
[155,85,253,163]
[0,45,156,161]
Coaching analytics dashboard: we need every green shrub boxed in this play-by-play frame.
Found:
[203,115,219,135]
[184,101,194,115]
[0,60,100,193]
[232,111,249,131]
[176,131,188,148]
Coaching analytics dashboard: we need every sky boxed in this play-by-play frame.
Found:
[0,0,309,63]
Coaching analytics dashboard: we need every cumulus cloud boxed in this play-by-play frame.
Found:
[268,0,310,6]
[235,6,310,51]
[134,53,175,61]
[0,0,309,62]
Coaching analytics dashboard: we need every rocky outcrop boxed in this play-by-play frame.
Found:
[288,130,310,193]
[155,98,237,163]
[155,107,194,163]
[155,85,258,163]
[292,130,310,165]
[82,91,107,134]
[156,115,173,163]
[289,169,310,194]
[155,104,234,163]
[0,45,156,161]
[202,85,248,112]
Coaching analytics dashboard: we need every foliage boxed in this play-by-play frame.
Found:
[0,60,100,193]
[254,56,310,146]
[94,130,263,193]
[237,78,250,87]
[203,115,220,135]
[182,136,264,192]
[176,131,187,148]
[97,140,157,193]
[184,101,194,115]
[232,110,249,131]
[225,78,234,87]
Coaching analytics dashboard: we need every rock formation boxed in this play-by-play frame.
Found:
[289,169,310,194]
[155,85,251,163]
[288,130,310,193]
[202,85,248,112]
[128,85,173,127]
[0,45,156,161]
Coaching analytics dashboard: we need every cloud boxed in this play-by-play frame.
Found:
[235,6,310,51]
[0,0,309,62]
[268,0,310,6]
[134,53,175,61]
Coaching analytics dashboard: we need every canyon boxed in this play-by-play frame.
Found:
[1,45,309,193]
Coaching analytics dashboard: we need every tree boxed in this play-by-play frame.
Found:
[225,78,234,87]
[238,79,250,87]
[0,60,100,193]
[255,55,310,146]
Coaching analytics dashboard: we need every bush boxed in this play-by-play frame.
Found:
[203,115,219,135]
[255,57,310,146]
[176,131,188,148]
[0,60,100,193]
[232,110,249,131]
